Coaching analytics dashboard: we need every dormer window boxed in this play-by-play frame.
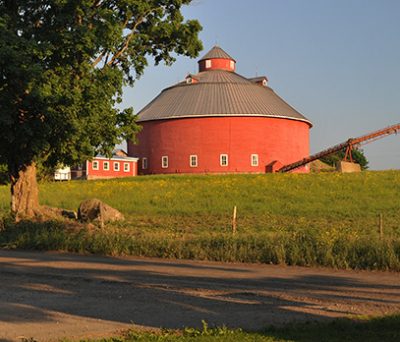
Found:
[230,60,235,70]
[185,75,198,84]
[249,76,268,87]
[205,60,212,68]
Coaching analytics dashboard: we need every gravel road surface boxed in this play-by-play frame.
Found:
[0,250,399,341]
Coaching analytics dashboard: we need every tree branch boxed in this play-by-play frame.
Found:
[92,0,103,9]
[92,51,106,68]
[107,6,164,67]
[92,11,137,68]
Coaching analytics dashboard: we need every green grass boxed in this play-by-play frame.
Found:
[2,171,399,233]
[61,314,400,341]
[1,171,400,269]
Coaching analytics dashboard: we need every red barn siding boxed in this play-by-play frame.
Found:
[198,58,235,72]
[128,116,310,174]
[87,158,138,179]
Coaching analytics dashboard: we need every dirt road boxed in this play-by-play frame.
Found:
[0,250,399,341]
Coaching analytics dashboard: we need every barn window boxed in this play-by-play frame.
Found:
[162,156,168,168]
[251,154,259,167]
[220,154,228,167]
[205,59,212,68]
[230,60,235,69]
[124,163,130,172]
[113,162,120,171]
[190,155,198,167]
[92,161,99,170]
[142,157,148,169]
[103,161,109,171]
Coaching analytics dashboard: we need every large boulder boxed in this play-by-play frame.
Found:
[77,199,124,224]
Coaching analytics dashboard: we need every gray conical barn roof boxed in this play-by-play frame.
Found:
[137,47,312,126]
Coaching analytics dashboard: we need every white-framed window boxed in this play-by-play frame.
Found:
[190,155,198,167]
[161,156,168,168]
[220,154,228,167]
[142,157,148,170]
[124,162,130,172]
[103,161,110,171]
[251,154,259,167]
[205,59,212,68]
[92,160,99,170]
[113,162,120,171]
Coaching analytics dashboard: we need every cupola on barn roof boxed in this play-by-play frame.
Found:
[198,45,236,72]
[198,45,236,62]
[137,46,312,126]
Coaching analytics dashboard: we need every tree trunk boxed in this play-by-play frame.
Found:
[10,163,40,222]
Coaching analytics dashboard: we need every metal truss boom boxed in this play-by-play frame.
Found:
[278,123,400,173]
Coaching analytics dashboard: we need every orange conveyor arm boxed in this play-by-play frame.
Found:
[278,123,400,173]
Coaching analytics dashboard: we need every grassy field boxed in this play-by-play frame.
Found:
[1,171,400,269]
[62,315,400,341]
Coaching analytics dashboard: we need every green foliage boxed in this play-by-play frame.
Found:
[0,161,56,184]
[0,0,202,175]
[183,321,239,338]
[35,161,57,182]
[0,164,7,184]
[321,148,369,170]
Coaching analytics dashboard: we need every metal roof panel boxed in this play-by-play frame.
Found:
[137,70,311,126]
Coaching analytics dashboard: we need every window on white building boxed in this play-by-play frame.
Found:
[124,163,130,172]
[220,154,228,167]
[205,59,212,68]
[103,161,109,171]
[92,161,99,170]
[162,156,168,168]
[190,155,198,167]
[142,157,148,170]
[251,154,259,167]
[113,162,120,171]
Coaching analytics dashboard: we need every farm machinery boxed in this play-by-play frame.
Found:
[278,123,400,173]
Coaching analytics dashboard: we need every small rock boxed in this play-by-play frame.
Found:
[77,198,124,224]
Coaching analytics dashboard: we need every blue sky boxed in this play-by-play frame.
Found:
[122,0,400,170]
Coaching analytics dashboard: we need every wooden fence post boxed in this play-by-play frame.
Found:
[232,206,237,234]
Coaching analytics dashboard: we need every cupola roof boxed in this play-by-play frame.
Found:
[198,45,236,62]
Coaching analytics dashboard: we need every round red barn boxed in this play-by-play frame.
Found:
[128,46,312,174]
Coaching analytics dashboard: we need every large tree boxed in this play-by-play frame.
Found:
[0,0,202,221]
